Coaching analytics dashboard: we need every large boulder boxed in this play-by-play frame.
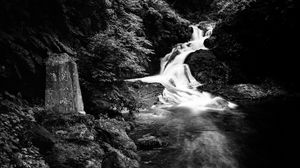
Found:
[35,110,139,168]
[185,50,231,86]
[45,53,85,114]
[126,81,164,110]
[36,111,104,168]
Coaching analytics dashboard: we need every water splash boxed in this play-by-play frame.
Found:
[126,21,237,114]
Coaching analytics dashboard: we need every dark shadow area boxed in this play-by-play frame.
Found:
[238,95,298,168]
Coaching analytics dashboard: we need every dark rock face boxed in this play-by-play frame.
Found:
[185,50,231,86]
[210,0,298,90]
[184,50,285,103]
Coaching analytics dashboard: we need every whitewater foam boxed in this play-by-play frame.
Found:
[126,22,237,113]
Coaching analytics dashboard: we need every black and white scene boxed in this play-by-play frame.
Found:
[0,0,298,168]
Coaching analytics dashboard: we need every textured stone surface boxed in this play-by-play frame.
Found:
[102,143,139,168]
[137,135,164,150]
[34,110,139,168]
[233,84,267,99]
[45,53,85,114]
[185,50,231,85]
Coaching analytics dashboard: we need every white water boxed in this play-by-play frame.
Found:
[126,22,237,114]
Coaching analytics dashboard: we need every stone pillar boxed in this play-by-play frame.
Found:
[45,53,85,114]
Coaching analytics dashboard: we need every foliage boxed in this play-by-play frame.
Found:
[87,0,191,78]
[89,0,154,80]
[143,0,189,24]
[0,93,49,168]
[165,0,256,21]
[139,0,191,72]
[210,0,255,19]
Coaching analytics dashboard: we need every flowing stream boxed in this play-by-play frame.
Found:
[127,22,236,113]
[126,22,243,168]
[125,21,294,168]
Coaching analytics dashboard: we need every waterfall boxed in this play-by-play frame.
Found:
[126,22,237,114]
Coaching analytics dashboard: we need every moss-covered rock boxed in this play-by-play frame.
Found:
[185,50,231,86]
[0,92,140,168]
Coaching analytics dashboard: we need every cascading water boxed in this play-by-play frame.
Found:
[127,22,241,168]
[127,22,237,114]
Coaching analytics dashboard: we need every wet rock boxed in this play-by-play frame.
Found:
[197,81,286,104]
[35,111,139,168]
[126,81,164,109]
[45,53,85,114]
[66,124,95,142]
[95,117,140,167]
[35,111,105,168]
[102,143,139,168]
[137,135,164,150]
[47,142,104,168]
[83,82,137,117]
[233,84,267,99]
[54,124,95,143]
[95,118,136,151]
[185,50,231,85]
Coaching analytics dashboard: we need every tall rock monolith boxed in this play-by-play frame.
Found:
[45,53,85,114]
